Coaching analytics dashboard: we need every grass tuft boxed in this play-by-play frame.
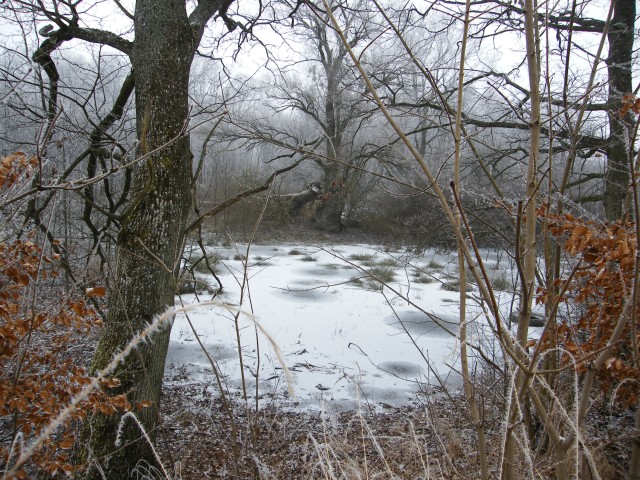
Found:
[440,279,475,292]
[177,276,211,294]
[190,253,221,274]
[375,258,398,267]
[491,274,511,291]
[368,266,395,283]
[428,259,443,269]
[349,253,374,262]
[413,272,434,284]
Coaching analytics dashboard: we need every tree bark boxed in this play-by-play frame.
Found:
[83,0,200,477]
[603,0,635,221]
[316,163,347,231]
[317,27,348,232]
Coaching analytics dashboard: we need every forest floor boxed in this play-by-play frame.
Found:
[157,381,473,479]
[156,380,633,480]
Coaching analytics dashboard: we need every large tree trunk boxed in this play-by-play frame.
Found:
[316,191,346,231]
[316,164,347,232]
[316,46,348,232]
[603,0,635,221]
[83,0,195,477]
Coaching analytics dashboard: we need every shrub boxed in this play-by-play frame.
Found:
[539,213,640,407]
[0,239,129,478]
[348,253,374,262]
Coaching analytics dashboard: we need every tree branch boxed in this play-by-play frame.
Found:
[68,27,133,55]
[185,160,303,234]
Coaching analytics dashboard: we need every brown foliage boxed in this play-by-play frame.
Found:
[619,93,640,117]
[538,211,639,407]
[0,238,131,478]
[0,151,133,480]
[0,153,38,191]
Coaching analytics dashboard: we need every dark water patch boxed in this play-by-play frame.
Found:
[295,265,355,280]
[378,361,422,377]
[384,311,458,338]
[320,263,340,270]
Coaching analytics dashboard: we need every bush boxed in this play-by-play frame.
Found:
[539,213,640,407]
[0,239,129,478]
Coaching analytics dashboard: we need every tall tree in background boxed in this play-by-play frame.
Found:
[277,0,377,231]
[383,0,636,221]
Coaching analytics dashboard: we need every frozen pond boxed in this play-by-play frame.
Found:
[164,243,527,411]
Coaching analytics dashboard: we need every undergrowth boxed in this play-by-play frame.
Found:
[0,238,129,478]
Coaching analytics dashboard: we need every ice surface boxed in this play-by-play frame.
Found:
[164,244,532,411]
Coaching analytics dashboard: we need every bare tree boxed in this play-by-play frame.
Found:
[3,0,247,477]
[317,1,639,479]
[266,0,386,231]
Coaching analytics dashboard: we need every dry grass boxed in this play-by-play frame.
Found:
[349,253,375,262]
[158,389,459,479]
[159,382,534,480]
[176,276,212,294]
[412,271,434,284]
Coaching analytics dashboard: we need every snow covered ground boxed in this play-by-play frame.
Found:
[164,243,530,411]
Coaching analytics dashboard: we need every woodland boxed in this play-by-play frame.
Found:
[0,0,639,478]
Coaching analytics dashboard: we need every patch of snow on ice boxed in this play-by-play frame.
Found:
[165,244,524,411]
